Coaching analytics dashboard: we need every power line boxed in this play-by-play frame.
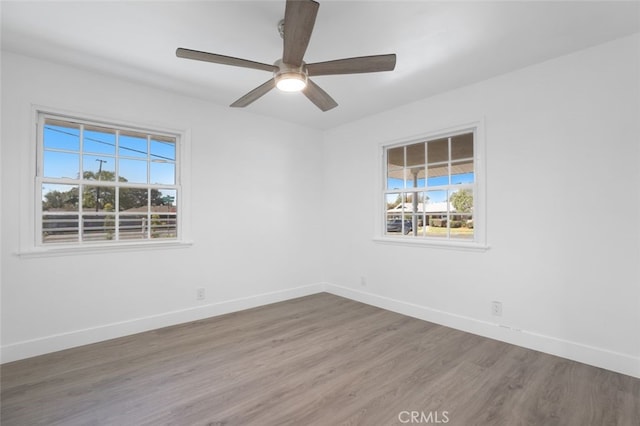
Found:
[44,126,175,161]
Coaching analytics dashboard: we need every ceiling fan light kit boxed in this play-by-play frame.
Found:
[273,59,308,92]
[176,0,396,111]
[275,73,307,92]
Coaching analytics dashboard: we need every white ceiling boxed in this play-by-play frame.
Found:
[2,1,639,130]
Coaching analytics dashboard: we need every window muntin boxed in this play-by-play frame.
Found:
[384,131,476,241]
[38,114,179,245]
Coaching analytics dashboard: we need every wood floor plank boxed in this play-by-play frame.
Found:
[1,293,638,426]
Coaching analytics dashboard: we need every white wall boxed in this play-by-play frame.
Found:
[2,34,639,378]
[321,34,640,377]
[1,52,325,361]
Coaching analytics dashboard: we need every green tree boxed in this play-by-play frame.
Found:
[81,171,117,211]
[450,189,473,213]
[119,188,164,211]
[83,170,116,182]
[43,188,78,211]
[43,171,166,211]
[82,186,115,211]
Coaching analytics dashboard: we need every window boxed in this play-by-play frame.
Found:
[381,123,486,248]
[37,113,181,246]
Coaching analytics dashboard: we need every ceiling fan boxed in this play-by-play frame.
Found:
[176,0,396,112]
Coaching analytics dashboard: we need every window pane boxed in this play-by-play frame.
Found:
[386,213,411,235]
[43,151,79,179]
[427,138,448,163]
[44,120,80,151]
[387,175,404,190]
[451,133,473,160]
[84,126,116,155]
[42,179,79,243]
[404,192,423,214]
[119,132,148,158]
[426,216,448,238]
[42,213,78,243]
[406,142,425,167]
[82,185,115,212]
[450,214,474,240]
[153,189,177,208]
[387,147,404,190]
[150,189,177,239]
[427,164,449,186]
[83,155,115,181]
[151,138,176,162]
[119,158,147,183]
[386,193,403,213]
[151,213,177,239]
[450,188,473,214]
[42,184,79,211]
[119,215,148,240]
[451,160,474,184]
[119,187,148,212]
[425,189,449,237]
[387,146,404,168]
[408,214,422,237]
[407,167,425,188]
[150,162,175,185]
[82,214,116,241]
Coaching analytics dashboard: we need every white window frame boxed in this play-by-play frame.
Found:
[374,119,488,251]
[18,106,192,257]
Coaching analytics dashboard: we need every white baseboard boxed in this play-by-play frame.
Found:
[325,283,640,379]
[4,282,638,379]
[1,282,327,364]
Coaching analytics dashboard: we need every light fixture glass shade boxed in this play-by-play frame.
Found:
[275,72,307,92]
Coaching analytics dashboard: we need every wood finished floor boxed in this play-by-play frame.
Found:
[1,293,638,426]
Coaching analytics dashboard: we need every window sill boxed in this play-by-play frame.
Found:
[373,236,489,252]
[16,240,193,258]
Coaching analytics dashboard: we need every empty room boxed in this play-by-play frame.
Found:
[1,1,639,425]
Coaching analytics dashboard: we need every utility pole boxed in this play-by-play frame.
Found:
[95,159,107,212]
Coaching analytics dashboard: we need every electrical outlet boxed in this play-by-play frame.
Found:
[491,301,502,316]
[360,276,367,287]
[196,288,206,301]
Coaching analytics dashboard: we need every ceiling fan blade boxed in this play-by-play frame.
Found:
[230,79,276,108]
[307,54,397,76]
[282,0,319,67]
[176,48,277,72]
[303,79,338,112]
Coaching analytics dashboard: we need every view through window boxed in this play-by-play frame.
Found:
[384,131,475,240]
[38,115,179,245]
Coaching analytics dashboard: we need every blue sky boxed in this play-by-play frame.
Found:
[387,171,474,203]
[42,123,177,201]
